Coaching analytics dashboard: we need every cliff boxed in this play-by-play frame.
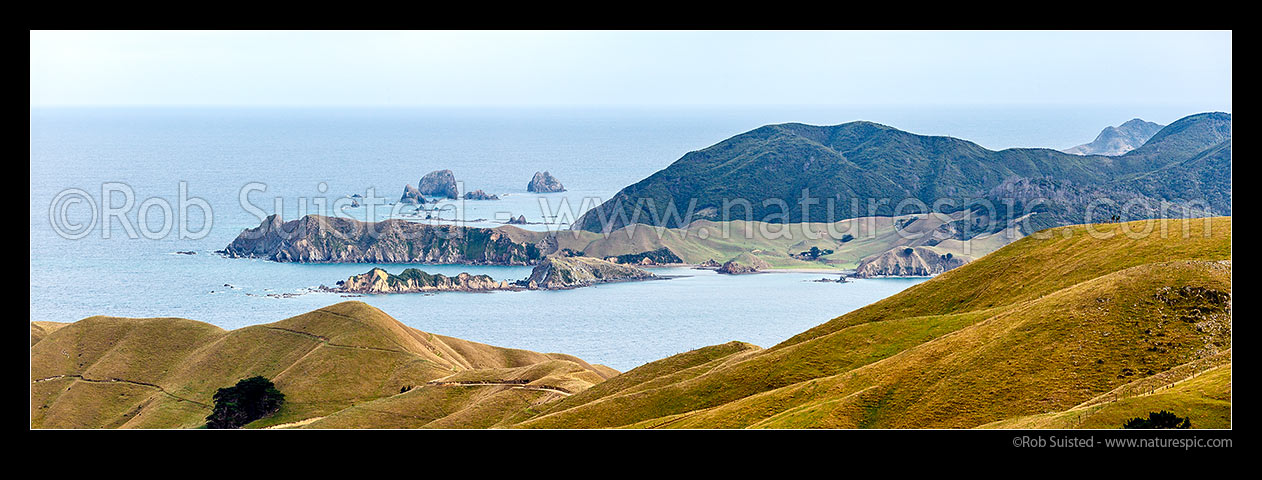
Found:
[336,267,512,294]
[220,214,542,265]
[521,255,655,290]
[853,245,967,277]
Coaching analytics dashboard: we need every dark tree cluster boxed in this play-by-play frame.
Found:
[205,376,286,429]
[1122,410,1191,429]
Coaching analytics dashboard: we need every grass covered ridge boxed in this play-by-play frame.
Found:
[30,302,616,429]
[513,217,1231,429]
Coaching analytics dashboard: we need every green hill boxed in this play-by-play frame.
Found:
[513,217,1231,429]
[31,302,615,429]
[507,210,1023,270]
[575,113,1231,233]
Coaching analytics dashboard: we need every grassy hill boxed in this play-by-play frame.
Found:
[512,217,1231,429]
[33,217,1231,429]
[507,210,1022,270]
[31,302,615,429]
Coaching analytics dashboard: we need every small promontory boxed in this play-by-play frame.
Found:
[521,255,655,290]
[220,214,541,265]
[716,252,770,274]
[852,245,967,277]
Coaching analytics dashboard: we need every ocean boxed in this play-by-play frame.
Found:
[28,105,1206,370]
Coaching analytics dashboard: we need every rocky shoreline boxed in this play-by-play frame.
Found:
[333,267,515,294]
[330,255,659,295]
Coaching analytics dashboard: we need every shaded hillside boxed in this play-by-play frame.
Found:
[31,302,615,429]
[575,113,1230,233]
[513,217,1231,429]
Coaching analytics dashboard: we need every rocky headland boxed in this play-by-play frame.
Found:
[716,253,770,275]
[219,214,541,265]
[520,255,656,290]
[852,246,966,278]
[607,247,683,266]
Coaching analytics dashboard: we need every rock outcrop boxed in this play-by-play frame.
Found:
[520,255,655,290]
[418,170,459,199]
[399,184,425,204]
[1063,118,1165,156]
[219,214,541,265]
[463,189,500,200]
[527,171,565,193]
[335,267,512,294]
[506,215,528,225]
[716,253,770,275]
[853,246,966,277]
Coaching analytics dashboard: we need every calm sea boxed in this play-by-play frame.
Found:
[28,105,1204,370]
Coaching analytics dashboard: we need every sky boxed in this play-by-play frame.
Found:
[29,30,1232,109]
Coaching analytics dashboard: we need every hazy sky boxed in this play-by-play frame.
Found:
[29,30,1231,108]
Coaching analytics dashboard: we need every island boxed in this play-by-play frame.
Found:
[418,169,459,199]
[527,171,565,193]
[852,246,966,277]
[334,267,513,294]
[716,252,769,275]
[330,255,657,294]
[521,255,656,290]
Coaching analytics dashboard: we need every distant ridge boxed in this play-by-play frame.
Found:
[1063,118,1165,156]
[575,113,1231,234]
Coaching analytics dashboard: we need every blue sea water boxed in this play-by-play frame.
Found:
[29,105,1206,370]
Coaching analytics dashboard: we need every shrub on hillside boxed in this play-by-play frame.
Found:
[1122,410,1191,429]
[205,376,285,429]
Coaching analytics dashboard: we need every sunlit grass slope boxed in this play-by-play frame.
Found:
[513,217,1230,429]
[31,301,615,429]
[505,211,1018,269]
